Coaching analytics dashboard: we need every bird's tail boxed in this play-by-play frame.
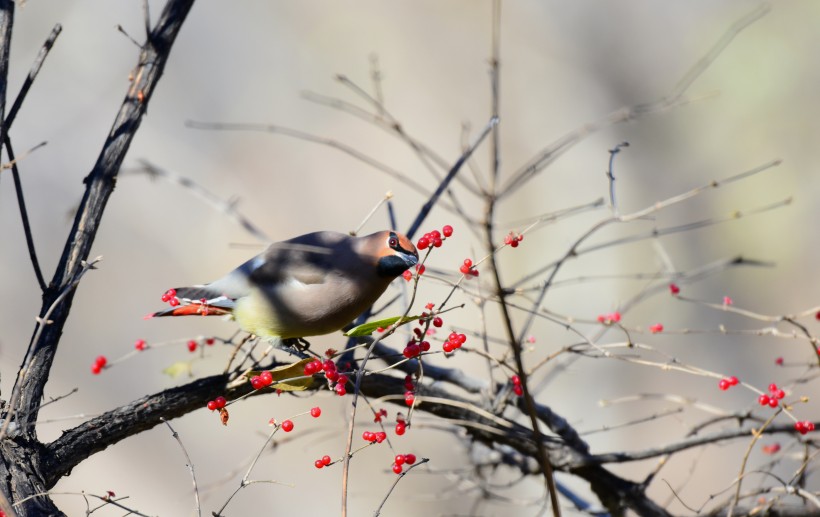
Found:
[145,286,236,319]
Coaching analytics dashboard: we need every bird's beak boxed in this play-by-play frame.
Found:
[401,251,419,267]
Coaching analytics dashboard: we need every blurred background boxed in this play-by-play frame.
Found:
[1,1,818,515]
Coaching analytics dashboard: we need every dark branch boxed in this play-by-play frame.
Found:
[10,0,196,434]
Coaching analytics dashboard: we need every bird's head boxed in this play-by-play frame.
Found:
[367,231,418,278]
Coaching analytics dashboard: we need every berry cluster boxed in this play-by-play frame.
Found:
[794,421,815,435]
[314,455,333,469]
[416,225,453,250]
[303,358,349,396]
[362,430,388,443]
[90,355,108,375]
[511,374,523,397]
[503,232,523,248]
[249,370,274,390]
[395,414,408,435]
[443,331,467,353]
[402,339,430,359]
[459,258,479,278]
[597,312,622,325]
[758,383,786,408]
[391,453,417,474]
[404,375,416,407]
[206,396,227,411]
[161,288,179,307]
[718,376,740,391]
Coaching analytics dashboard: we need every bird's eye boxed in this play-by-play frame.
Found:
[388,237,398,248]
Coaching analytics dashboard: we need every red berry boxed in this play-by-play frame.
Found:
[513,385,523,396]
[259,371,273,386]
[768,383,778,393]
[169,297,180,307]
[430,230,441,239]
[669,283,680,295]
[442,341,455,353]
[761,443,781,454]
[392,463,403,474]
[91,363,102,375]
[337,374,349,386]
[774,389,786,400]
[326,370,339,382]
[775,357,784,366]
[394,454,405,466]
[322,455,332,465]
[95,355,108,367]
[442,225,453,237]
[511,375,521,385]
[187,340,197,352]
[758,394,771,406]
[432,238,442,248]
[375,431,387,443]
[395,422,406,436]
[456,333,467,344]
[214,396,226,409]
[134,339,147,351]
[649,323,664,334]
[432,317,443,327]
[310,407,322,418]
[767,397,779,408]
[362,431,375,442]
[405,393,415,406]
[404,453,416,464]
[417,237,430,250]
[402,270,413,281]
[463,258,472,268]
[250,376,264,390]
[504,234,513,245]
[207,400,217,411]
[420,341,430,352]
[335,384,347,396]
[281,420,294,432]
[322,360,336,372]
[718,379,730,391]
[205,338,215,345]
[728,376,739,386]
[459,264,470,274]
[314,460,325,469]
[723,296,733,306]
[416,264,426,275]
[403,343,420,359]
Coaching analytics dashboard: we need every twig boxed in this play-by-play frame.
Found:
[372,458,429,516]
[4,137,48,291]
[128,160,270,243]
[405,115,498,239]
[606,141,629,215]
[499,5,770,198]
[160,418,201,517]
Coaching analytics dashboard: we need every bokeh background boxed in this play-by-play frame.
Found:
[1,1,818,515]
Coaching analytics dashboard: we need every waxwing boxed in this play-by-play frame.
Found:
[149,230,418,339]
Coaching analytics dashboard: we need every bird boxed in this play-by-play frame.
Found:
[148,230,419,339]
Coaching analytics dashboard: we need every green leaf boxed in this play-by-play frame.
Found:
[246,358,315,392]
[344,315,420,337]
[162,361,192,378]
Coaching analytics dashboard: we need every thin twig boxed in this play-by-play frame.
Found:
[160,418,201,517]
[372,458,429,516]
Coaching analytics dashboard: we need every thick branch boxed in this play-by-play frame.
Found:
[12,0,196,433]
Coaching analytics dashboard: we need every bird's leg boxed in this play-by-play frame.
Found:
[280,337,312,357]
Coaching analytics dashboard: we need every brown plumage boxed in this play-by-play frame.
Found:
[149,230,418,339]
